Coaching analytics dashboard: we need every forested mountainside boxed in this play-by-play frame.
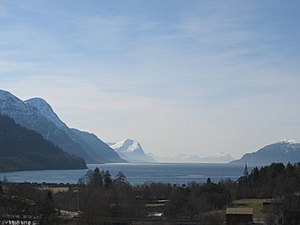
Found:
[0,115,87,172]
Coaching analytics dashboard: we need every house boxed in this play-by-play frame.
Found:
[226,208,253,225]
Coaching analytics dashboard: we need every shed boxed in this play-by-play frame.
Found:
[226,208,253,225]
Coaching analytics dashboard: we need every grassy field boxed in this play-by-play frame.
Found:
[145,203,165,207]
[232,199,267,221]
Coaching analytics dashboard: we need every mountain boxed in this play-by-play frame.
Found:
[200,152,234,163]
[151,152,234,163]
[71,128,126,163]
[230,139,300,165]
[175,153,234,163]
[0,115,87,172]
[110,139,155,163]
[0,90,125,163]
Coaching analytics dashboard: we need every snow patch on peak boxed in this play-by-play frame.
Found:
[0,89,10,94]
[25,98,67,129]
[0,89,28,113]
[0,89,22,102]
[25,98,53,111]
[110,139,143,153]
[110,139,155,163]
[279,139,299,145]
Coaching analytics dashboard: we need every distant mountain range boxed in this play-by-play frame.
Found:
[3,90,298,168]
[0,90,125,164]
[0,115,87,172]
[151,152,234,163]
[110,139,155,163]
[230,139,300,165]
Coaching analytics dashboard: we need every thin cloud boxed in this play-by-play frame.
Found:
[1,1,300,158]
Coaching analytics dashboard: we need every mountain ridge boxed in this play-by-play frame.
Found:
[230,139,300,165]
[0,90,125,163]
[151,152,234,163]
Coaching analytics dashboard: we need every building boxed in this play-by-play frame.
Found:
[243,164,249,178]
[262,199,283,225]
[262,197,300,225]
[226,207,253,225]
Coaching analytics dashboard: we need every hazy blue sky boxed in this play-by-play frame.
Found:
[1,0,300,159]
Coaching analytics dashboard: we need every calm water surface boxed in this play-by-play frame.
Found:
[0,163,248,185]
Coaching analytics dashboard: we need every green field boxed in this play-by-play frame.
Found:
[145,203,165,207]
[232,199,266,221]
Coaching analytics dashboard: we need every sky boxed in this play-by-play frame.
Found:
[0,0,300,159]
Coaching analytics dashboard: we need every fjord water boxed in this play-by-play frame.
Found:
[0,163,247,185]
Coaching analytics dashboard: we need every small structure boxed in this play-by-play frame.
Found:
[262,199,283,225]
[262,197,300,225]
[226,207,253,225]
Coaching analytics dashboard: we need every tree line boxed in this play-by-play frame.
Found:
[68,168,227,224]
[1,162,300,225]
[235,162,300,199]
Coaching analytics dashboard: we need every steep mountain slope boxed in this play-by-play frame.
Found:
[71,128,126,163]
[0,115,87,172]
[230,139,300,165]
[110,139,154,163]
[26,97,125,163]
[0,90,91,160]
[0,90,124,163]
[24,98,67,129]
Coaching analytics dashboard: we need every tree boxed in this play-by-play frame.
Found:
[37,190,56,225]
[0,183,3,195]
[78,169,94,185]
[207,177,212,184]
[91,167,103,187]
[79,188,112,225]
[114,172,128,185]
[104,170,113,188]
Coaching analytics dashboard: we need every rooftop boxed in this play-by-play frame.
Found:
[226,208,253,215]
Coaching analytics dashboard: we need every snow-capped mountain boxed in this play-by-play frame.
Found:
[112,139,144,154]
[0,89,125,163]
[110,139,154,163]
[230,139,300,165]
[25,98,67,129]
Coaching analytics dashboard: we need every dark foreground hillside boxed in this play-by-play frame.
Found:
[0,115,87,172]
